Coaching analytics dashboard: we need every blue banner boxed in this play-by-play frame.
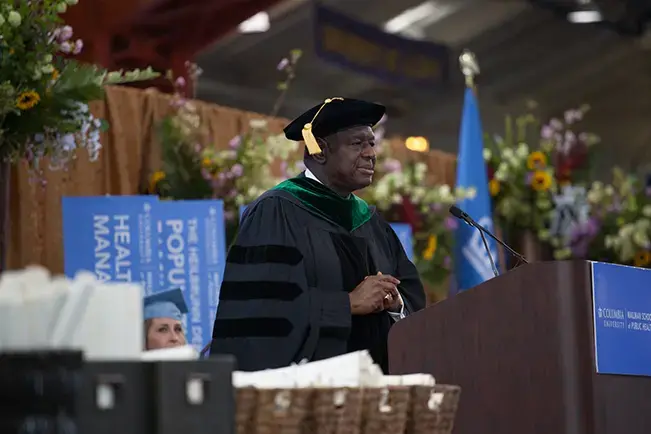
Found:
[453,87,499,292]
[239,205,248,222]
[63,196,227,352]
[313,4,449,88]
[62,196,159,294]
[154,200,226,350]
[592,262,651,377]
[390,223,413,261]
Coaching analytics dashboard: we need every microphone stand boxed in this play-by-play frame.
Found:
[467,218,529,265]
[478,227,500,277]
[449,205,529,271]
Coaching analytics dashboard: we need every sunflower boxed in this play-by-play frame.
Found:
[201,156,213,168]
[15,90,40,110]
[531,170,552,191]
[149,170,165,193]
[489,179,500,196]
[526,151,547,170]
[422,235,438,260]
[634,251,651,268]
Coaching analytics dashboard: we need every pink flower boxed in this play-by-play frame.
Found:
[193,143,202,153]
[382,158,401,173]
[170,97,186,109]
[201,168,211,180]
[564,109,583,124]
[540,125,554,139]
[525,172,533,185]
[444,216,458,231]
[72,39,83,55]
[231,164,243,177]
[175,76,186,88]
[59,42,71,53]
[229,135,241,149]
[563,131,576,151]
[277,58,289,71]
[59,26,73,42]
[549,118,563,130]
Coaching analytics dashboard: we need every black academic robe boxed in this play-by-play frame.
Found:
[210,174,426,372]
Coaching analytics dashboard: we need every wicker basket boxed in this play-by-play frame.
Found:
[361,386,411,434]
[311,387,364,434]
[235,387,259,434]
[253,388,314,434]
[405,385,461,434]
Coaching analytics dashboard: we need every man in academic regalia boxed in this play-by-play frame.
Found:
[210,97,426,372]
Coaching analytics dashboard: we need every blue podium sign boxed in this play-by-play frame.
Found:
[592,261,651,376]
[154,200,226,350]
[390,223,414,261]
[62,196,159,293]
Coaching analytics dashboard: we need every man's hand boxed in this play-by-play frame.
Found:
[383,288,403,312]
[349,273,400,315]
[377,271,402,312]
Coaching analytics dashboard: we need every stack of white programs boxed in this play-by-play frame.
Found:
[0,265,142,360]
[232,350,436,389]
[140,345,199,361]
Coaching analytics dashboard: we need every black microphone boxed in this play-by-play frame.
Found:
[449,205,529,270]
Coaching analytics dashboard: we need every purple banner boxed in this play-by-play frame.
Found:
[313,4,450,87]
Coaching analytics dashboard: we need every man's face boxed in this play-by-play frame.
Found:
[324,125,377,192]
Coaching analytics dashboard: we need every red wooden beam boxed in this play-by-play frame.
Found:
[108,0,283,92]
[124,0,283,54]
[62,0,151,66]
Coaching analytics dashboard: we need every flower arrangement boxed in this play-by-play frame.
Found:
[563,168,651,267]
[198,121,303,220]
[0,0,158,173]
[483,106,599,258]
[361,135,476,290]
[150,50,304,221]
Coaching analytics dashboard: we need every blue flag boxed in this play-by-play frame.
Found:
[453,87,499,292]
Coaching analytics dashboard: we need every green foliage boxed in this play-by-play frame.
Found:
[156,117,212,200]
[0,1,159,169]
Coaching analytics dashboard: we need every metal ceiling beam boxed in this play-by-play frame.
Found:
[490,31,623,103]
[198,0,310,59]
[459,7,553,74]
[534,45,642,114]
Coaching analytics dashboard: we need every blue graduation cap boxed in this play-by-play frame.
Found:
[143,288,189,321]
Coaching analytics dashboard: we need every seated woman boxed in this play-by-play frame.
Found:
[143,288,189,350]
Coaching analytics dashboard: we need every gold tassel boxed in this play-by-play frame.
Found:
[302,97,343,155]
[302,123,321,155]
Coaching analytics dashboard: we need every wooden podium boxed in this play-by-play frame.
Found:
[388,261,651,434]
